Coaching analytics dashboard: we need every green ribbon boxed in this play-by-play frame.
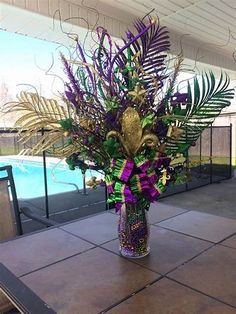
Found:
[107,193,116,204]
[130,174,142,194]
[156,179,166,193]
[113,181,125,203]
[133,154,150,171]
[59,118,73,130]
[141,113,155,129]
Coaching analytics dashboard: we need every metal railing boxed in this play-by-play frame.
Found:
[161,124,232,198]
[0,125,232,217]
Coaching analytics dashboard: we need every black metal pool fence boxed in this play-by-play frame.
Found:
[0,125,232,216]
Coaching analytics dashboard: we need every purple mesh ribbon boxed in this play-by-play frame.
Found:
[110,158,116,170]
[115,202,122,212]
[114,181,137,204]
[130,173,150,194]
[152,152,162,169]
[147,170,158,185]
[105,174,114,194]
[145,182,162,202]
[113,159,134,183]
[134,155,151,173]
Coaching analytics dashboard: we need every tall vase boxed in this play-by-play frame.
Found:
[118,202,150,258]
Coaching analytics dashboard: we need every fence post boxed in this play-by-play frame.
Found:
[41,129,49,219]
[82,171,88,195]
[229,123,232,178]
[199,132,202,176]
[13,136,17,155]
[105,185,109,211]
[185,126,189,191]
[210,125,213,184]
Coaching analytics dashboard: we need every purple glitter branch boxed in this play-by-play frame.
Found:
[62,55,107,116]
[108,21,154,95]
[75,40,96,95]
[96,26,113,54]
[171,92,188,106]
[93,27,113,83]
[64,89,79,109]
[114,43,127,69]
[61,54,83,99]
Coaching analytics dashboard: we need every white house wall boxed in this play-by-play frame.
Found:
[1,0,236,74]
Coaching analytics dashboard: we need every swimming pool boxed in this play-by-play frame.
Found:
[0,157,100,199]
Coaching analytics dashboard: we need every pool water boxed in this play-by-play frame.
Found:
[0,158,100,199]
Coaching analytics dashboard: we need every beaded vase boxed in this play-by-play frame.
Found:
[118,203,150,258]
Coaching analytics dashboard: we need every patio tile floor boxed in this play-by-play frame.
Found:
[168,245,236,308]
[1,202,236,313]
[0,228,94,276]
[157,210,236,242]
[61,212,118,244]
[221,234,236,249]
[102,225,212,274]
[148,203,188,224]
[107,278,236,314]
[21,248,159,314]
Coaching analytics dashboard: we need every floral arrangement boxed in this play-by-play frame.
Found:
[5,16,234,214]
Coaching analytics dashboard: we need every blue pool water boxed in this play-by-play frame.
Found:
[0,158,100,199]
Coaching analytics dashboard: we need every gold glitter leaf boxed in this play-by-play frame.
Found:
[80,117,95,131]
[121,107,143,156]
[2,91,78,157]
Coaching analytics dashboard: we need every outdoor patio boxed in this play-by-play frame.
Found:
[0,1,236,312]
[1,181,236,313]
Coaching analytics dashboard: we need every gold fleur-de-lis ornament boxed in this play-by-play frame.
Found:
[106,107,159,158]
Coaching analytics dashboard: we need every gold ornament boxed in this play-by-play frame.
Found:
[106,107,159,158]
[167,126,184,140]
[160,169,171,185]
[128,85,146,103]
[80,117,95,131]
[86,176,102,188]
[131,51,140,62]
[158,143,166,153]
[63,131,70,137]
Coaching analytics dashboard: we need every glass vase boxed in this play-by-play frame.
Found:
[118,202,150,258]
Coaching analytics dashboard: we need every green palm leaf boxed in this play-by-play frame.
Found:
[166,72,234,155]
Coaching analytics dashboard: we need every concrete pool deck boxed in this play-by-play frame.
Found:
[161,177,236,219]
[19,187,107,233]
